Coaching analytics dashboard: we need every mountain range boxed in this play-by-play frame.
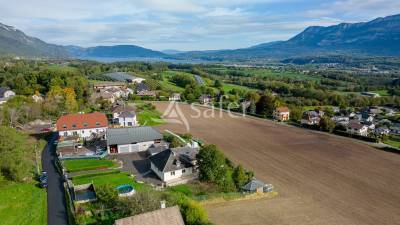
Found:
[0,23,68,58]
[0,14,399,61]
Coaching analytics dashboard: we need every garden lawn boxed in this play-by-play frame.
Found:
[166,183,244,201]
[63,159,118,173]
[137,109,166,126]
[0,182,47,225]
[72,172,145,190]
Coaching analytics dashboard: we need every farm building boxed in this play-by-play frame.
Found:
[149,147,199,185]
[93,82,126,91]
[103,72,145,84]
[106,126,162,154]
[56,112,108,138]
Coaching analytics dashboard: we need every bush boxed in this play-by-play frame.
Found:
[179,198,211,225]
[95,184,119,208]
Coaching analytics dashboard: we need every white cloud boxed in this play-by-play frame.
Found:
[0,0,398,51]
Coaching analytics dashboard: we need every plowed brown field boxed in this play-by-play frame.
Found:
[154,102,400,225]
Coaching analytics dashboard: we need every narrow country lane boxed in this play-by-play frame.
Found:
[41,133,68,225]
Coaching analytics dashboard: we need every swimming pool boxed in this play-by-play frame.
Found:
[116,184,135,197]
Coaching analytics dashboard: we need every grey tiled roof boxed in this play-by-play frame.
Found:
[149,147,198,172]
[106,127,162,146]
[119,111,136,118]
[242,179,265,191]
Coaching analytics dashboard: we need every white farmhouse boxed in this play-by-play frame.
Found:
[106,127,162,154]
[150,147,199,186]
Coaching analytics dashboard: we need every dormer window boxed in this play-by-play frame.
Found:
[72,124,77,128]
[62,124,67,129]
[83,122,88,127]
[96,122,101,126]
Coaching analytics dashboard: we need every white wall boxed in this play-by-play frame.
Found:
[58,127,107,138]
[108,140,155,154]
[115,116,137,127]
[150,162,194,182]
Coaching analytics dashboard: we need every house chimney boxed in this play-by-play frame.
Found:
[160,200,166,209]
[175,159,181,167]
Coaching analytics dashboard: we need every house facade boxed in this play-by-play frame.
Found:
[273,107,290,121]
[150,147,198,185]
[169,93,181,101]
[112,105,137,127]
[347,122,368,136]
[56,112,108,138]
[301,111,320,125]
[199,95,211,104]
[106,127,162,154]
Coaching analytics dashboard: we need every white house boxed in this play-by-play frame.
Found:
[56,112,108,138]
[199,95,211,104]
[149,147,199,186]
[112,105,137,127]
[347,122,368,136]
[32,94,44,102]
[106,127,162,154]
[0,87,15,104]
[169,93,181,101]
[301,111,320,125]
[273,106,290,121]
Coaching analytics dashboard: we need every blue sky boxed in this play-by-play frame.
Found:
[0,0,399,51]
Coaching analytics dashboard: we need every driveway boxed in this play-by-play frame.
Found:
[42,133,68,225]
[108,152,162,185]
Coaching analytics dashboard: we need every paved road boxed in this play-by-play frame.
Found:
[42,134,68,225]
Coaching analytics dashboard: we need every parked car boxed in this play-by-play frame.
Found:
[41,127,51,133]
[40,171,48,188]
[75,143,83,149]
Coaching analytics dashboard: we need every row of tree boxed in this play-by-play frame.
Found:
[197,145,254,192]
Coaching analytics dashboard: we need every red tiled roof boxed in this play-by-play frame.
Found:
[276,107,290,113]
[56,112,108,131]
